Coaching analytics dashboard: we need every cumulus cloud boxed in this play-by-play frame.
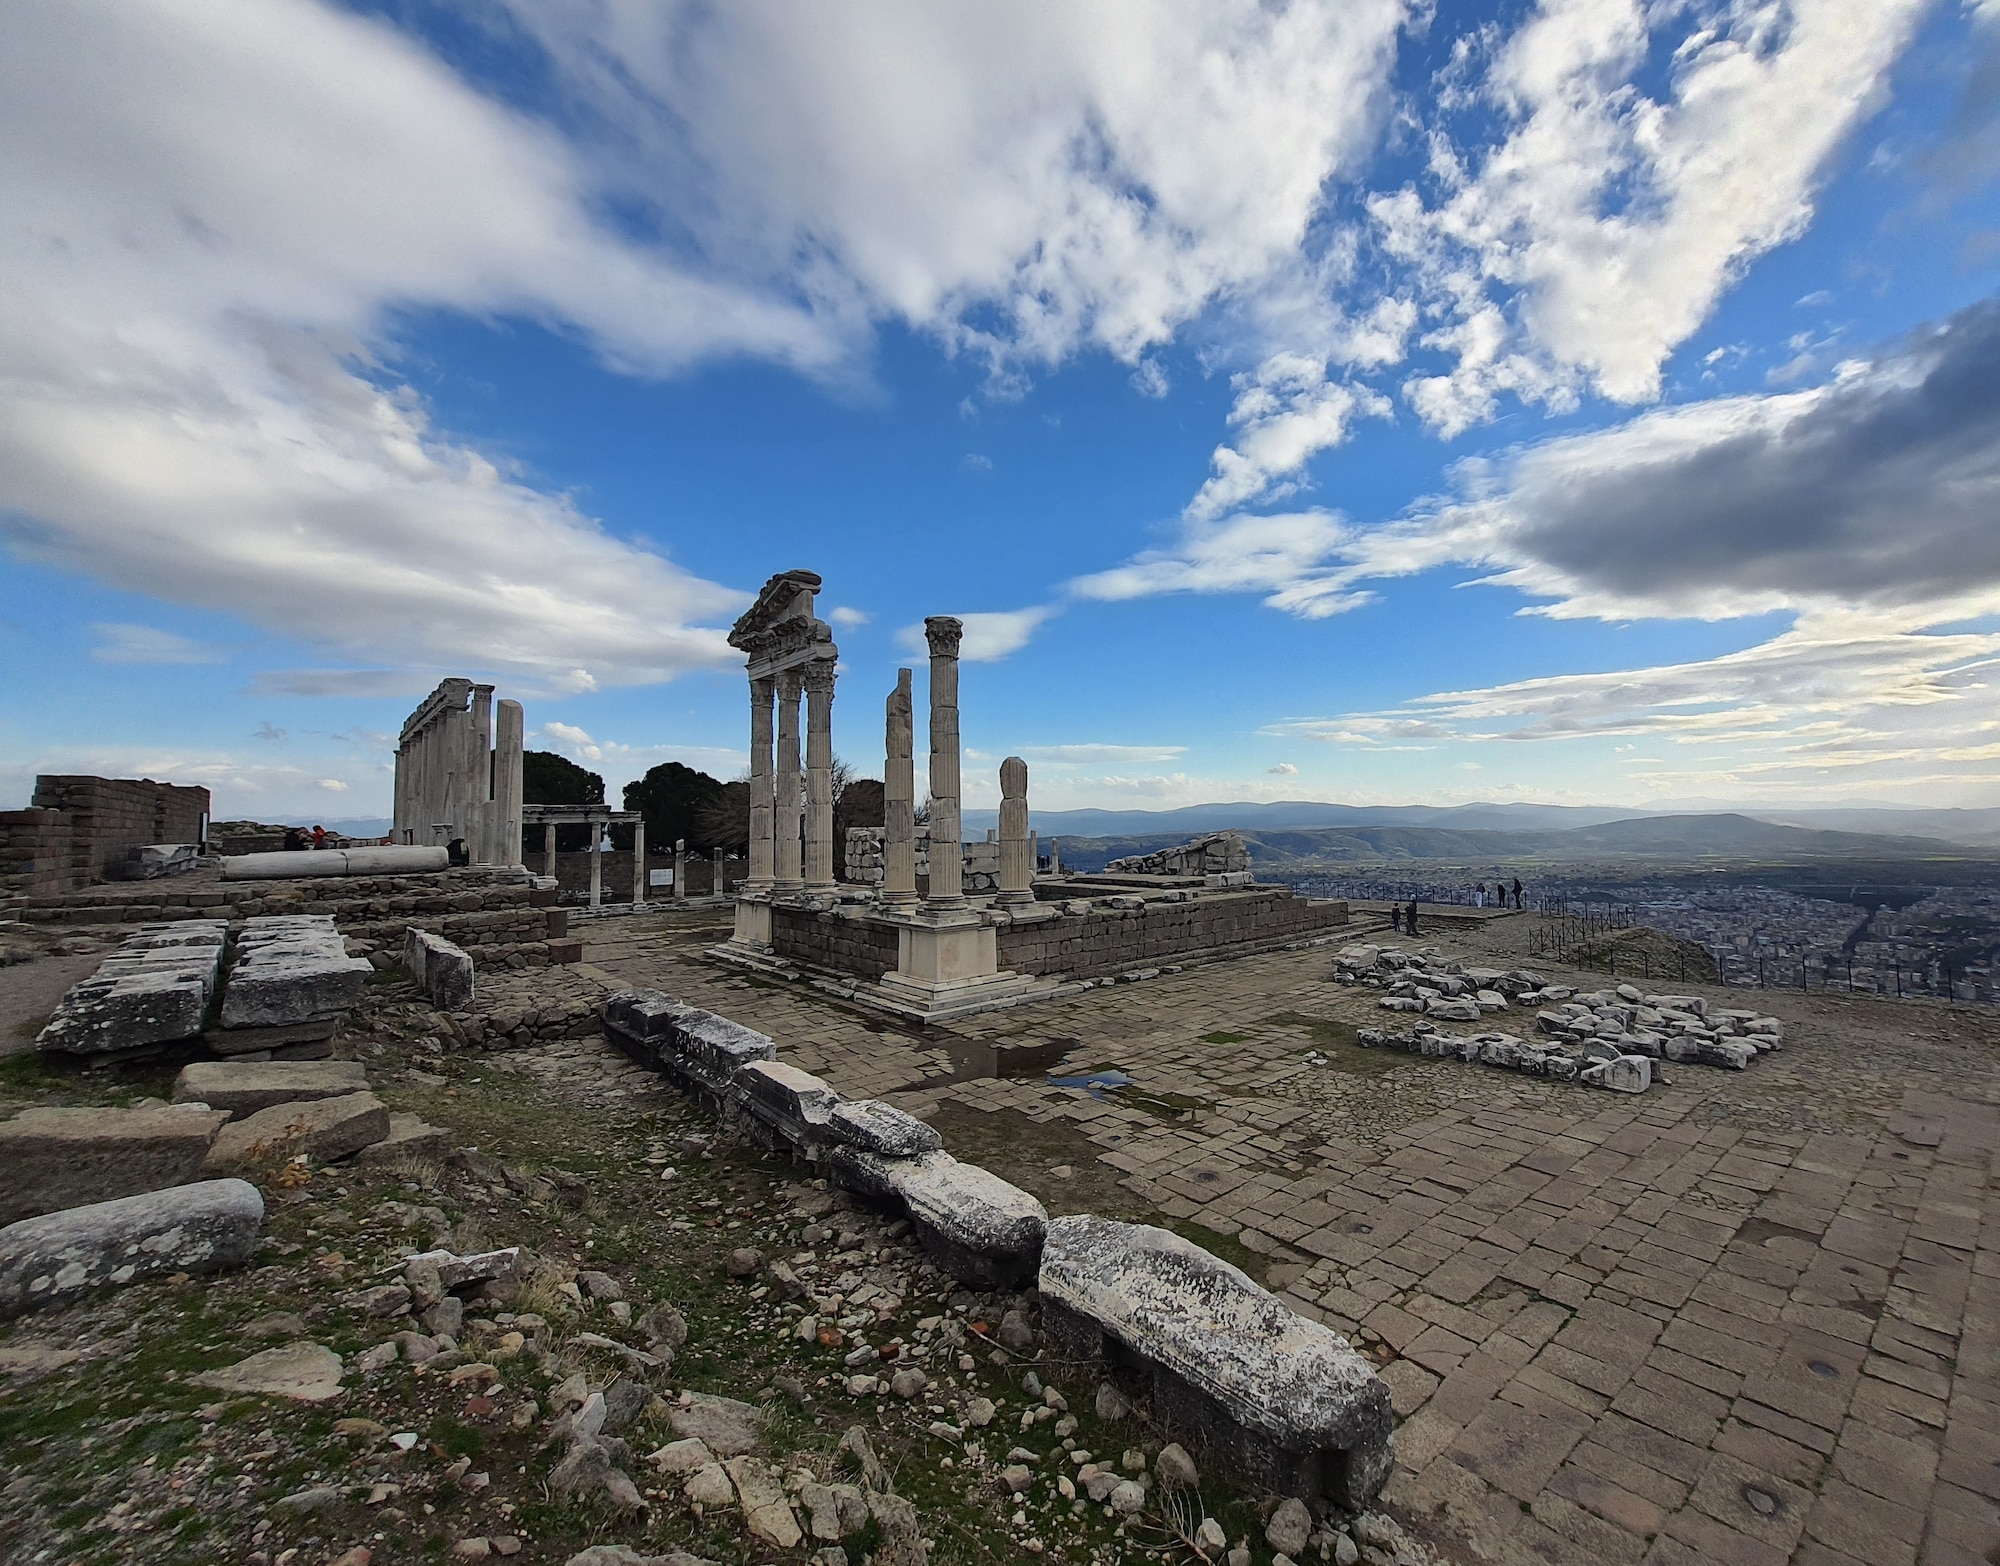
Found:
[317,778,350,793]
[89,624,224,665]
[1185,354,1392,521]
[0,0,812,691]
[1268,761,1299,775]
[1375,0,1927,429]
[538,721,604,763]
[1070,511,1370,618]
[828,606,872,628]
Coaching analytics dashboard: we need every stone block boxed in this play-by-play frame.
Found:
[1039,1214,1392,1510]
[354,1112,452,1166]
[602,989,775,1108]
[203,1090,391,1169]
[36,921,228,1056]
[547,937,583,964]
[0,1178,263,1319]
[221,917,370,1029]
[828,1099,943,1158]
[730,1059,840,1154]
[404,927,475,1010]
[0,1104,231,1225]
[172,1059,369,1118]
[829,1147,1046,1288]
[1581,1055,1651,1093]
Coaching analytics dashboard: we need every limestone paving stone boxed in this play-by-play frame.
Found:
[0,1103,231,1225]
[0,1177,264,1318]
[171,1058,369,1118]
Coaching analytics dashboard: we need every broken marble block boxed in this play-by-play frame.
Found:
[1581,1054,1652,1093]
[828,1099,943,1158]
[172,1059,369,1118]
[219,916,371,1030]
[203,1090,390,1169]
[829,1147,1047,1288]
[601,989,775,1108]
[730,1059,840,1155]
[119,842,201,880]
[0,1103,231,1225]
[36,921,229,1057]
[403,927,475,1011]
[1038,1214,1393,1511]
[0,1178,264,1320]
[1662,1034,1754,1070]
[353,1112,451,1166]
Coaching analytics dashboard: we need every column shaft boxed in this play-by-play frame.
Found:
[632,820,646,905]
[589,816,603,908]
[774,670,804,889]
[493,698,524,868]
[747,676,776,889]
[924,617,964,908]
[882,669,917,905]
[804,661,836,889]
[998,755,1032,903]
[674,838,687,901]
[544,821,557,876]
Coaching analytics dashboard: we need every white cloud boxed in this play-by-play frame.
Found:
[828,606,872,628]
[1130,359,1171,399]
[1070,510,1372,619]
[317,778,350,792]
[962,453,994,473]
[1269,761,1298,775]
[1185,353,1392,521]
[1020,744,1188,765]
[0,0,813,690]
[538,721,604,763]
[254,723,286,743]
[1375,0,1928,428]
[89,623,224,665]
[896,606,1059,662]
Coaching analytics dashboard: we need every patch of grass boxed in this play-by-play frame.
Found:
[1198,1030,1251,1045]
[1263,1011,1408,1078]
[433,1415,485,1457]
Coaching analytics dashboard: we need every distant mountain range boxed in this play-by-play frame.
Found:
[1012,810,1997,873]
[952,799,2000,852]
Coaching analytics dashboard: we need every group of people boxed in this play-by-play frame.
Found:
[281,825,330,851]
[1388,876,1525,933]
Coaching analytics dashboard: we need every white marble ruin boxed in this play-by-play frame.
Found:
[392,678,524,868]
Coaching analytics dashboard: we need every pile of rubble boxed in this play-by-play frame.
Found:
[1103,830,1250,878]
[1355,1021,1653,1094]
[601,987,1393,1514]
[0,1056,446,1319]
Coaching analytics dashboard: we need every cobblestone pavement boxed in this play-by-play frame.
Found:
[575,906,2000,1566]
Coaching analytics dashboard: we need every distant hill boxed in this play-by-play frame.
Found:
[963,799,1638,838]
[1043,811,1978,873]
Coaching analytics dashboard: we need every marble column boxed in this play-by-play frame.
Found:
[543,822,557,878]
[924,617,964,909]
[997,756,1032,904]
[803,661,836,891]
[493,698,524,867]
[589,815,603,908]
[882,669,917,906]
[774,669,804,890]
[747,676,776,889]
[632,819,646,905]
[674,838,688,901]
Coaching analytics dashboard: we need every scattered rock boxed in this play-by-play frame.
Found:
[726,1247,764,1278]
[669,1391,764,1456]
[726,1455,802,1548]
[684,1461,735,1509]
[1094,1383,1134,1421]
[1156,1443,1198,1489]
[193,1341,344,1403]
[1109,1479,1147,1516]
[889,1367,928,1399]
[965,1396,996,1428]
[1266,1498,1312,1558]
[996,1309,1035,1351]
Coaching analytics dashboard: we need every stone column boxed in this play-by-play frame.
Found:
[589,816,603,909]
[774,669,804,891]
[714,847,725,894]
[881,669,917,906]
[997,756,1032,904]
[470,686,494,866]
[493,698,524,867]
[632,819,646,905]
[543,821,557,877]
[746,675,776,889]
[674,838,688,900]
[803,661,836,891]
[924,617,964,909]
[1050,838,1061,875]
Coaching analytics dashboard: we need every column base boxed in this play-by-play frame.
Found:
[719,894,773,954]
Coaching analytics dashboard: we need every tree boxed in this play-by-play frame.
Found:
[521,750,602,853]
[623,762,725,853]
[697,779,750,855]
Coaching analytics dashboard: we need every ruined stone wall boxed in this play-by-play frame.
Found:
[27,775,210,887]
[16,868,554,970]
[0,808,75,905]
[997,889,1348,978]
[770,906,901,979]
[1102,830,1249,878]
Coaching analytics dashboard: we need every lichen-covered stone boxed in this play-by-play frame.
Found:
[203,1090,390,1169]
[1038,1213,1392,1510]
[37,922,228,1056]
[829,1148,1045,1288]
[828,1099,942,1158]
[404,927,476,1011]
[602,989,775,1108]
[220,916,370,1029]
[0,1178,264,1319]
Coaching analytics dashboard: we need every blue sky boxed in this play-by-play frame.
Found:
[5,0,2000,823]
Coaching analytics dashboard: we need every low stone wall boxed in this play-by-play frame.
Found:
[771,907,901,979]
[996,889,1348,978]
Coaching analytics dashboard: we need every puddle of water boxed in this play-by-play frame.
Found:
[1048,1068,1136,1097]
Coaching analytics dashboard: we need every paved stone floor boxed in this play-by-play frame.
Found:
[575,906,2000,1566]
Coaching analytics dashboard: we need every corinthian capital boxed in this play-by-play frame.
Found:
[924,616,964,659]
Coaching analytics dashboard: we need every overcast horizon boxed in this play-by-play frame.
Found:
[5,0,2000,823]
